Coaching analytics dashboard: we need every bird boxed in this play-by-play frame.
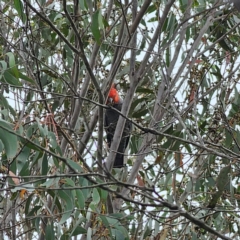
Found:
[104,84,132,168]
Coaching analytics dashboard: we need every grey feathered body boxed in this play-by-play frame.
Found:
[105,103,132,168]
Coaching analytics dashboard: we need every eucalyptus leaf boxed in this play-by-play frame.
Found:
[0,119,18,158]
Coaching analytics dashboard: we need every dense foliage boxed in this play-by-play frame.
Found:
[1,0,240,239]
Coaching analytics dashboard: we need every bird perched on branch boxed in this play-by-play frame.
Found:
[105,84,132,168]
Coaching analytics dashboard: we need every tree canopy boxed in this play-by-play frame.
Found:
[1,0,240,239]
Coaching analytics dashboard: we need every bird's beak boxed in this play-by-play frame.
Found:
[107,98,113,105]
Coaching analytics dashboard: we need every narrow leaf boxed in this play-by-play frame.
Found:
[3,70,22,86]
[66,159,83,172]
[19,72,35,84]
[0,60,7,71]
[0,120,18,158]
[76,189,85,209]
[71,226,87,236]
[46,223,55,239]
[14,0,26,23]
[91,10,101,44]
[92,188,100,205]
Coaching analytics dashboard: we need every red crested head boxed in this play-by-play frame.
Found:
[107,85,121,104]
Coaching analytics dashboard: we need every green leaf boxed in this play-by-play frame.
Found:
[130,97,148,114]
[0,60,7,71]
[100,189,108,200]
[46,223,55,240]
[111,229,126,240]
[58,190,74,224]
[49,132,58,149]
[35,217,41,234]
[208,164,231,208]
[0,92,16,116]
[14,0,26,23]
[19,161,30,177]
[98,9,104,29]
[79,177,89,199]
[147,4,157,14]
[191,231,198,240]
[106,216,118,226]
[71,226,87,236]
[143,226,151,239]
[60,234,70,240]
[136,87,154,94]
[66,159,83,173]
[0,141,3,153]
[41,153,48,176]
[132,108,149,118]
[19,72,35,84]
[79,0,87,10]
[3,70,22,86]
[6,52,19,78]
[116,65,130,78]
[64,178,75,187]
[70,216,86,236]
[0,119,18,158]
[225,130,233,148]
[27,205,42,217]
[35,118,48,137]
[100,215,110,227]
[41,177,59,188]
[48,190,62,212]
[26,123,38,138]
[59,211,72,225]
[216,164,231,191]
[25,193,34,215]
[76,189,85,209]
[92,188,100,205]
[91,10,101,45]
[179,0,188,13]
[17,145,30,163]
[166,47,171,67]
[186,26,191,42]
[6,52,15,67]
[165,12,177,39]
[58,190,74,210]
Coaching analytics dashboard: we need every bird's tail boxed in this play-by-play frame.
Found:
[113,153,125,168]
